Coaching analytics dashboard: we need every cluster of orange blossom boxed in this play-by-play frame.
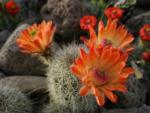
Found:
[15,5,136,107]
[71,7,134,106]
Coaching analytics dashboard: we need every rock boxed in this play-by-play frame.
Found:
[40,0,90,40]
[0,30,10,48]
[128,7,146,17]
[0,71,5,79]
[20,16,41,25]
[0,76,48,93]
[105,76,147,108]
[137,0,150,7]
[15,0,46,17]
[0,83,32,113]
[101,105,150,113]
[115,76,147,108]
[145,73,150,105]
[135,105,150,113]
[0,24,48,75]
[0,76,48,113]
[126,11,150,36]
[146,91,150,106]
[107,0,118,4]
[121,7,146,23]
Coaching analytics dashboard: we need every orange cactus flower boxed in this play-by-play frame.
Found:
[16,21,56,54]
[140,24,150,41]
[5,0,20,15]
[80,15,97,30]
[70,45,134,106]
[104,7,124,22]
[81,19,134,53]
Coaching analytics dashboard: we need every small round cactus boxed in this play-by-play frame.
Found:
[0,84,32,113]
[46,42,100,113]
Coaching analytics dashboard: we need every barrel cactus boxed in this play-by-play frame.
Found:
[0,84,32,113]
[46,42,100,113]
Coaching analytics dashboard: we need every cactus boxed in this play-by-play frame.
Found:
[46,42,100,113]
[0,84,32,113]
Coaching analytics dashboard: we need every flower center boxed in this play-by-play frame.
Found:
[146,28,150,31]
[92,68,109,86]
[85,19,91,25]
[112,10,117,14]
[144,27,150,36]
[102,38,112,46]
[11,5,16,10]
[29,30,37,37]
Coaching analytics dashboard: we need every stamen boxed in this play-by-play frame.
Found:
[145,28,150,31]
[92,68,108,85]
[102,38,112,46]
[30,30,36,37]
[11,5,16,9]
[86,19,91,24]
[145,27,150,36]
[112,10,117,14]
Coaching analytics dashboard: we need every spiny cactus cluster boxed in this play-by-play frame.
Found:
[0,84,32,113]
[46,42,100,113]
[54,42,86,64]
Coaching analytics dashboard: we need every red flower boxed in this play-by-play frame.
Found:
[142,51,150,61]
[104,7,124,22]
[80,15,97,30]
[140,24,150,41]
[5,0,20,15]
